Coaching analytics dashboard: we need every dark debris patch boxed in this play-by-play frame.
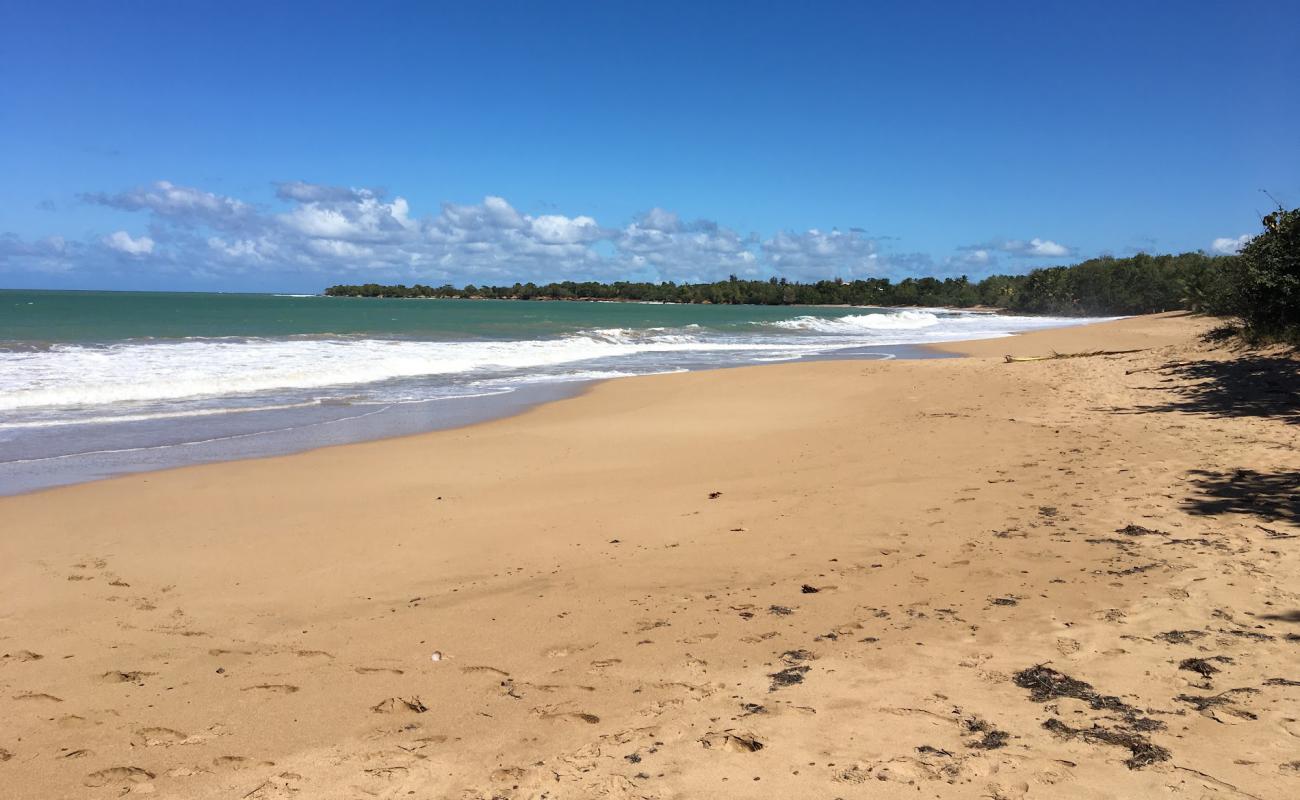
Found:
[1042,719,1170,770]
[962,717,1010,750]
[768,605,794,616]
[1178,656,1231,679]
[800,584,820,594]
[1154,629,1206,645]
[1012,665,1148,722]
[1118,524,1167,537]
[989,596,1018,607]
[916,745,954,757]
[1175,688,1260,720]
[1218,628,1275,642]
[1108,563,1161,577]
[1264,677,1300,687]
[780,649,815,664]
[768,665,809,691]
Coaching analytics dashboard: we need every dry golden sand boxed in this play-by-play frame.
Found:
[2,313,1298,800]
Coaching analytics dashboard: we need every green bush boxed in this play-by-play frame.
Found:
[1230,208,1300,342]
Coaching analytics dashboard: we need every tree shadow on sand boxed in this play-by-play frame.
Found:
[1183,468,1300,527]
[1116,356,1300,424]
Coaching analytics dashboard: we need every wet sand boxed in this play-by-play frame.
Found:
[2,312,1297,799]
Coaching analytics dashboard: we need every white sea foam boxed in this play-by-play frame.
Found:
[764,308,1113,342]
[0,310,1113,415]
[770,309,943,332]
[0,331,783,412]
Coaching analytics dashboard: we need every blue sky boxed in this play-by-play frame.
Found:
[1,1,1296,292]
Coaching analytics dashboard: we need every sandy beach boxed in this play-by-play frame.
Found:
[2,313,1297,799]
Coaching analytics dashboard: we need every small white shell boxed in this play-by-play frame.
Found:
[430,651,443,662]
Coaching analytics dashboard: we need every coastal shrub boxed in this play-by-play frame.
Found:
[1225,207,1300,343]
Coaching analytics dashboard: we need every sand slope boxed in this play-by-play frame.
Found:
[2,313,1298,799]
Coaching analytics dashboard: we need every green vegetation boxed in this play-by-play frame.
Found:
[325,251,1233,314]
[326,209,1298,340]
[1197,207,1299,344]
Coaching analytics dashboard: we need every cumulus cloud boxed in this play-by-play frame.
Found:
[958,236,1072,261]
[953,248,992,267]
[0,233,79,273]
[762,228,888,279]
[614,209,757,281]
[1211,234,1250,255]
[104,230,155,255]
[4,179,1083,286]
[84,180,254,231]
[273,181,382,204]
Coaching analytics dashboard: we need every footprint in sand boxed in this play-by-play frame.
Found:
[461,665,510,677]
[3,649,43,662]
[699,731,764,752]
[544,643,594,658]
[100,670,155,685]
[134,727,193,747]
[12,692,62,704]
[354,666,405,675]
[535,707,601,724]
[371,697,428,713]
[84,766,155,788]
[242,684,299,694]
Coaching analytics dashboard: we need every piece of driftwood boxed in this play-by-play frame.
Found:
[1004,349,1146,363]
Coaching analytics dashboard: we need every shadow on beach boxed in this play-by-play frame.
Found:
[1117,355,1299,424]
[1183,468,1300,526]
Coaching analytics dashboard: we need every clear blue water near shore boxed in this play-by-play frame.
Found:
[0,290,1112,494]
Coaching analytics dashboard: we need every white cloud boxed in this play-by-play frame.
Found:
[1211,234,1250,255]
[86,181,253,230]
[104,230,155,255]
[956,248,991,266]
[762,228,888,279]
[1023,238,1069,257]
[274,181,378,203]
[958,236,1072,260]
[614,209,758,281]
[4,179,1102,286]
[529,214,601,244]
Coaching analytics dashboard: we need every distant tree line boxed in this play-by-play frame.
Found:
[325,252,1231,314]
[324,208,1298,341]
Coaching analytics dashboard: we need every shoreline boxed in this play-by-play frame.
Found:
[0,343,944,498]
[4,311,1296,800]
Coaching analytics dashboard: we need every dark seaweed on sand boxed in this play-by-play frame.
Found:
[962,717,1010,750]
[1041,719,1170,769]
[1178,656,1230,678]
[768,665,809,691]
[1175,688,1260,719]
[780,649,814,664]
[1117,523,1167,536]
[1012,665,1170,768]
[1012,665,1147,720]
[1155,629,1206,644]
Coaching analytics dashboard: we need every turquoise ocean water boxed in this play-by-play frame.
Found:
[0,290,1109,493]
